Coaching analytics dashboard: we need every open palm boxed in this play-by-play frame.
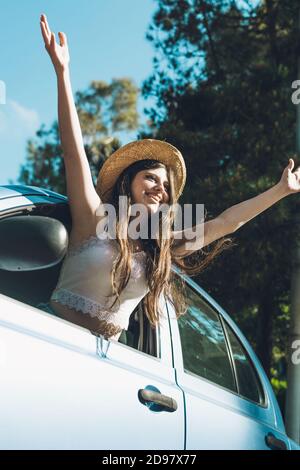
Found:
[40,14,70,73]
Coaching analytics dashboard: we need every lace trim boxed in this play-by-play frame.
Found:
[50,288,129,329]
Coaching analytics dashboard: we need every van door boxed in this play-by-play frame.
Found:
[167,283,290,450]
[0,294,184,450]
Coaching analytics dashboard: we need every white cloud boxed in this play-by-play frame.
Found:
[9,99,40,133]
[0,110,7,133]
[0,99,40,136]
[0,100,41,184]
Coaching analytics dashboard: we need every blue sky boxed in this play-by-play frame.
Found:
[0,0,157,184]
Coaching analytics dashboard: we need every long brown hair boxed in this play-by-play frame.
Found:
[102,159,235,329]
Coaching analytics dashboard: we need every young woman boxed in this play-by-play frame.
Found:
[39,13,300,342]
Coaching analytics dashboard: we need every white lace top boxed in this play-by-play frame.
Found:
[50,235,149,334]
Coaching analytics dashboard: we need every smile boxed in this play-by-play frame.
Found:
[146,193,161,203]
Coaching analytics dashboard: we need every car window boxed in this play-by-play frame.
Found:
[178,284,236,392]
[222,321,266,405]
[0,206,159,358]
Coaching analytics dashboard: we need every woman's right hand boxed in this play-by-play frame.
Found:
[40,13,70,74]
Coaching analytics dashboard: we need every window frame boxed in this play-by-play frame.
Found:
[176,282,238,395]
[220,317,267,407]
[169,267,269,409]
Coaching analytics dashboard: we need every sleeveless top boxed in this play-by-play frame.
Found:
[50,234,149,336]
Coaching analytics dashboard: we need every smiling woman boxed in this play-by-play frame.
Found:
[39,13,300,343]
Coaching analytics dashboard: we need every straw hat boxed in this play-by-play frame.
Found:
[96,139,186,202]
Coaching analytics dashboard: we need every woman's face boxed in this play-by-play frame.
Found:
[130,167,170,215]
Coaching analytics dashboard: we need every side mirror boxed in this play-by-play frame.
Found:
[0,216,69,271]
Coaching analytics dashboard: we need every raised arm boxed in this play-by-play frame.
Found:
[40,14,101,229]
[172,159,300,258]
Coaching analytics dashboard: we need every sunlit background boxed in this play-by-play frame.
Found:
[0,0,155,183]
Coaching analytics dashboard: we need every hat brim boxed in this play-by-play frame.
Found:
[96,139,186,202]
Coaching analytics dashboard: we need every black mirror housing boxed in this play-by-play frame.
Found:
[0,216,69,271]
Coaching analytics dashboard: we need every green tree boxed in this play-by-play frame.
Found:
[141,0,300,409]
[17,77,140,194]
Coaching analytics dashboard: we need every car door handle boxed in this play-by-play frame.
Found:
[265,432,288,450]
[138,388,178,412]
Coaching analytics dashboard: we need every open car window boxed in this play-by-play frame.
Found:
[0,200,159,358]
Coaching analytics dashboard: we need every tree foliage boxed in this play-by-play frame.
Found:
[17,78,139,194]
[140,0,300,408]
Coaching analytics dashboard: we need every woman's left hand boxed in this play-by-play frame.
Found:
[279,158,300,195]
